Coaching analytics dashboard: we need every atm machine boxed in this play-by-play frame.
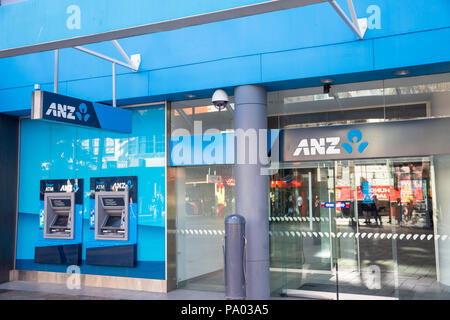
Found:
[86,177,137,267]
[95,191,129,241]
[44,192,75,239]
[35,179,83,265]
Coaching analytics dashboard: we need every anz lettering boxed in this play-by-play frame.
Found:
[112,182,129,190]
[45,103,76,120]
[60,184,73,192]
[293,137,341,156]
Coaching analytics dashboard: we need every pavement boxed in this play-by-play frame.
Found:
[0,280,227,300]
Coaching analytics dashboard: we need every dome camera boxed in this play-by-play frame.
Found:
[212,89,229,111]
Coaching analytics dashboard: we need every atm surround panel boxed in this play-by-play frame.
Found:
[95,191,129,241]
[43,192,75,239]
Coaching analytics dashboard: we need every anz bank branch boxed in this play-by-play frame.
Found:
[1,0,450,300]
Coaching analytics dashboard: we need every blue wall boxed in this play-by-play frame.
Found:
[1,0,450,115]
[0,0,287,52]
[16,104,166,279]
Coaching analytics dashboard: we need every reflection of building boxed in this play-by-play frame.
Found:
[183,168,235,217]
[80,135,165,169]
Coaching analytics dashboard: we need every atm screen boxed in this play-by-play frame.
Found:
[102,197,125,207]
[105,216,122,228]
[53,215,69,227]
[51,198,71,208]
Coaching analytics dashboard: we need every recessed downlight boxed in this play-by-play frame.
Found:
[320,79,334,84]
[394,70,411,76]
[184,94,196,98]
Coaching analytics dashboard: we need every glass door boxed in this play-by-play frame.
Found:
[270,157,440,300]
[269,162,339,300]
[333,158,436,300]
[334,159,399,299]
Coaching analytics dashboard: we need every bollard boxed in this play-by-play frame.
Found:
[224,214,246,300]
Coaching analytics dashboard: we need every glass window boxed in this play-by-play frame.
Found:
[17,104,166,278]
[268,73,450,129]
[171,97,235,136]
[173,165,235,291]
[269,157,450,299]
[169,72,450,299]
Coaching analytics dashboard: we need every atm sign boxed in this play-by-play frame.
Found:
[321,202,335,208]
[321,202,350,208]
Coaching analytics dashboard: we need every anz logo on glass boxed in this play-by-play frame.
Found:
[292,129,369,157]
[112,182,132,190]
[293,137,341,156]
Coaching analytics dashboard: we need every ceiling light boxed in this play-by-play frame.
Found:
[394,70,411,76]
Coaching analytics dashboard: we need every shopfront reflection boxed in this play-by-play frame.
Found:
[269,158,450,300]
[173,158,450,299]
[175,165,235,292]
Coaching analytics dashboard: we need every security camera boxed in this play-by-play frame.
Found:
[320,79,334,96]
[212,89,229,111]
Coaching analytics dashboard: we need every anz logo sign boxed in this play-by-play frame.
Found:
[45,102,90,122]
[45,103,76,120]
[32,91,131,133]
[292,129,368,158]
[59,183,79,192]
[293,137,340,156]
[342,129,368,154]
[76,103,90,122]
[112,180,133,190]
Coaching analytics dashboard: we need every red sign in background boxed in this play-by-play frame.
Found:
[336,181,424,203]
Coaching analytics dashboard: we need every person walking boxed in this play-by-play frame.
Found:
[393,198,402,225]
[296,194,304,217]
[313,194,320,218]
[287,195,295,217]
[373,195,382,226]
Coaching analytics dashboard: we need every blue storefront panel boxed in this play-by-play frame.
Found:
[16,104,166,279]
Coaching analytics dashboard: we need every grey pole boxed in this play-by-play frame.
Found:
[224,214,246,299]
[234,84,269,299]
[112,62,117,107]
[54,49,59,94]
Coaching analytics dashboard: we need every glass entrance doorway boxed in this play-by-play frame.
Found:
[269,157,438,300]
